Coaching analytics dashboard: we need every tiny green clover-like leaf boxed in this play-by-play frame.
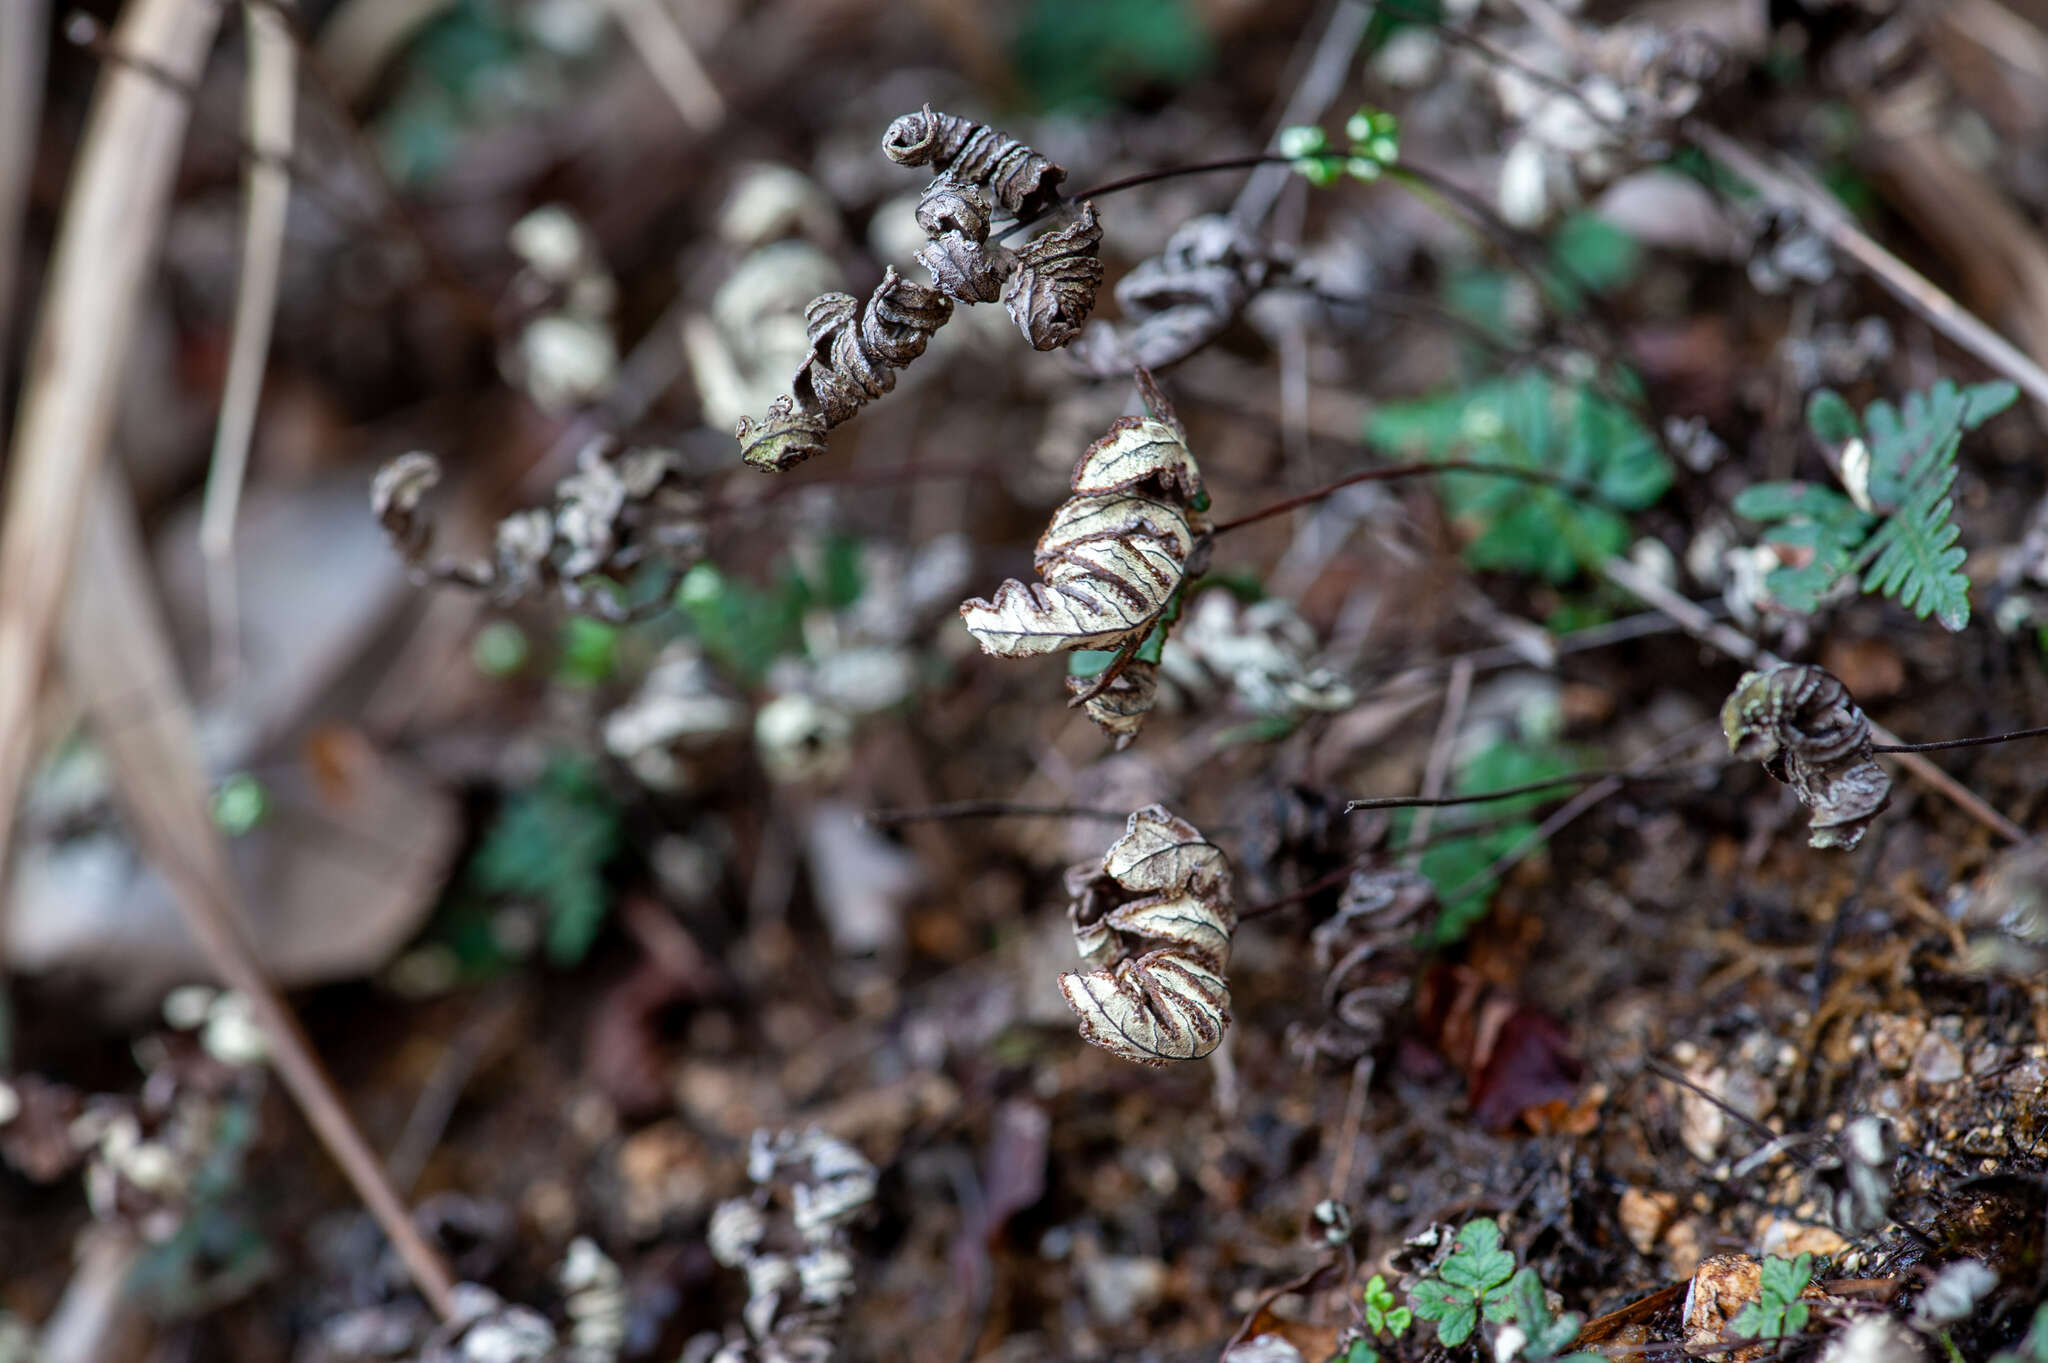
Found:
[1346,156,1384,181]
[1386,1307,1412,1337]
[1732,1300,1774,1340]
[1341,1340,1380,1363]
[1441,1218,1517,1295]
[1410,1277,1480,1348]
[1507,1268,1584,1360]
[1760,1252,1814,1303]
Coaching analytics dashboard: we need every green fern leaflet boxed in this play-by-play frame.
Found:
[1735,378,2015,631]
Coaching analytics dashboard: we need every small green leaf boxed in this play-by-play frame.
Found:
[1342,1340,1379,1363]
[1806,388,1859,445]
[1440,1218,1516,1294]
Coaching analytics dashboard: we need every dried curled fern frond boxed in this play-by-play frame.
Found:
[883,105,1066,220]
[1071,214,1292,376]
[737,107,1100,471]
[960,376,1210,746]
[1722,664,1892,850]
[705,1127,875,1363]
[915,176,1012,304]
[1005,202,1103,351]
[1059,805,1235,1067]
[372,440,704,619]
[736,269,953,471]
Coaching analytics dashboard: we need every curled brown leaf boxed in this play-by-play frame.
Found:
[1003,202,1103,351]
[1722,664,1892,850]
[882,105,1065,221]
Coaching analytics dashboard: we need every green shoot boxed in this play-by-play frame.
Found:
[1731,1252,1813,1339]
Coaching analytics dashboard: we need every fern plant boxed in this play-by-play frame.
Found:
[1734,378,2016,630]
[1367,370,1669,584]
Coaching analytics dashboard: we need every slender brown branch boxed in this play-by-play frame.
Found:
[1870,724,2048,754]
[1065,153,1291,204]
[863,801,1137,827]
[1213,458,1620,534]
[1345,760,1726,813]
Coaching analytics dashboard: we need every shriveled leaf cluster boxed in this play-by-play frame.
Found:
[737,108,1103,471]
[959,384,1210,747]
[1059,805,1235,1067]
[1721,664,1891,850]
[371,439,704,619]
[1071,213,1294,375]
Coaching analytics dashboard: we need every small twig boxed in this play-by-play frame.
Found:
[863,800,1138,827]
[1346,762,1724,814]
[65,472,459,1319]
[1688,123,2048,411]
[1871,725,2048,753]
[1064,153,1286,205]
[1213,458,1622,533]
[601,0,724,132]
[1327,1056,1374,1209]
[198,0,297,689]
[1222,1256,1343,1359]
[1438,721,1718,906]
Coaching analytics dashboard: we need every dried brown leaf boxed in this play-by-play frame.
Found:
[1003,202,1103,351]
[1722,664,1892,850]
[882,105,1065,220]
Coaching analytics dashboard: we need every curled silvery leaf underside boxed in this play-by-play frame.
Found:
[960,383,1211,748]
[705,1127,875,1363]
[1071,214,1293,376]
[1161,588,1355,719]
[371,441,705,620]
[1721,664,1892,850]
[737,108,1101,471]
[1060,805,1235,1066]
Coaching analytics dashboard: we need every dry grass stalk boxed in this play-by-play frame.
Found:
[0,0,225,908]
[199,0,300,686]
[603,0,725,132]
[1691,123,2048,411]
[63,469,459,1320]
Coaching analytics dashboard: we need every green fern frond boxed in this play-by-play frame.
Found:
[1734,377,2015,632]
[1859,450,1969,629]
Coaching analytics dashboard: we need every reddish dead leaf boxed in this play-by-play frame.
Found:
[1415,964,1584,1132]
